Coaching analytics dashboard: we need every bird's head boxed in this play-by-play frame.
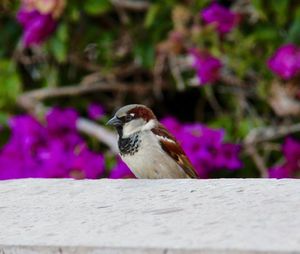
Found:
[107,104,157,137]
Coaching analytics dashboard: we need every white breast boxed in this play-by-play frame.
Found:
[121,131,189,179]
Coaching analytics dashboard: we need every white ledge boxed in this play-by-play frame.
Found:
[0,179,300,254]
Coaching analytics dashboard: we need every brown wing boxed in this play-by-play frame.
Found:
[152,124,198,178]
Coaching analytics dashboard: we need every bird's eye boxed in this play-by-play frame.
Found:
[125,114,134,122]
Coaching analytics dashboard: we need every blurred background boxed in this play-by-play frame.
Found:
[1,0,300,180]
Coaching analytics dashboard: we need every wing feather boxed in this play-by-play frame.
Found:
[151,124,198,178]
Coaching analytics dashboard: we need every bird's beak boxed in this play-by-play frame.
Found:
[106,116,122,127]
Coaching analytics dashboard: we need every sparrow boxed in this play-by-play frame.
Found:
[107,104,198,179]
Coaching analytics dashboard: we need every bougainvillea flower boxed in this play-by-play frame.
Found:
[189,48,222,85]
[268,165,292,179]
[201,3,239,34]
[16,0,65,47]
[161,117,242,178]
[268,44,300,80]
[215,143,243,170]
[268,137,300,178]
[17,9,57,46]
[71,144,105,179]
[46,107,79,134]
[282,137,300,167]
[0,107,105,180]
[109,159,134,179]
[87,103,105,120]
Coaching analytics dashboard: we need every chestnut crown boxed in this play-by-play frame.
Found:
[107,104,157,136]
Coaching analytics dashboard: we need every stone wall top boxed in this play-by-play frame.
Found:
[0,179,300,254]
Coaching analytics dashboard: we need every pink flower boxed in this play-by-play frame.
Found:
[267,44,300,80]
[268,166,292,179]
[0,108,105,180]
[268,137,300,178]
[190,48,222,85]
[161,117,242,178]
[87,103,105,120]
[109,158,134,179]
[16,0,65,47]
[282,137,300,169]
[215,143,243,170]
[17,9,57,47]
[201,3,239,34]
[71,144,105,179]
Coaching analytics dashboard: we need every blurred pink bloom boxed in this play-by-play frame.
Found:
[109,158,134,179]
[88,103,105,120]
[215,143,243,170]
[0,107,105,180]
[283,137,300,166]
[267,44,300,80]
[71,144,105,179]
[201,3,239,34]
[16,0,65,47]
[268,166,292,179]
[189,48,222,85]
[161,117,242,178]
[47,107,78,133]
[268,137,300,178]
[17,9,57,47]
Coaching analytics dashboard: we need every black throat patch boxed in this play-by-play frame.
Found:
[118,133,141,156]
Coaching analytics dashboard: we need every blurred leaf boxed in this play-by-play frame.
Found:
[0,113,9,124]
[145,4,160,28]
[251,0,267,20]
[209,115,259,140]
[68,5,80,21]
[287,20,300,43]
[236,118,256,139]
[84,0,112,15]
[49,23,68,63]
[133,43,155,69]
[0,60,21,110]
[44,66,59,88]
[251,25,278,42]
[209,115,231,130]
[270,0,289,26]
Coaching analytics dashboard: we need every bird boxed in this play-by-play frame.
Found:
[107,104,198,179]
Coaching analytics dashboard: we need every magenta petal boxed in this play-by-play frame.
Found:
[109,158,134,179]
[267,44,300,80]
[87,103,105,120]
[0,107,105,180]
[160,116,183,136]
[268,137,300,178]
[17,9,57,47]
[282,137,300,169]
[71,145,105,179]
[268,165,292,179]
[17,9,40,28]
[215,143,243,170]
[201,3,238,34]
[46,107,79,134]
[189,48,222,85]
[160,116,242,177]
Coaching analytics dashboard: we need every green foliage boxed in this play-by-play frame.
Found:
[49,23,69,63]
[0,60,21,110]
[84,0,112,16]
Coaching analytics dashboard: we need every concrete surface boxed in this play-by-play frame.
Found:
[0,179,300,254]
